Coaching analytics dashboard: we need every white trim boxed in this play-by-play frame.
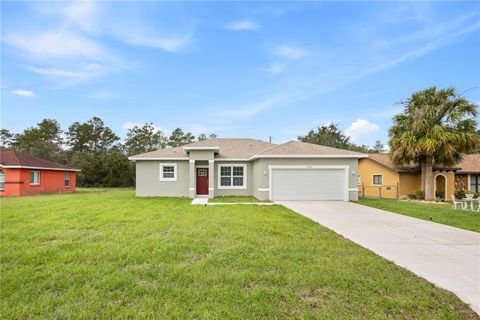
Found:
[372,173,383,186]
[183,146,220,151]
[0,165,80,172]
[218,164,247,189]
[268,165,349,201]
[128,157,189,161]
[214,158,249,161]
[348,188,358,192]
[208,160,215,163]
[257,188,269,192]
[189,188,195,191]
[160,163,177,182]
[250,154,366,160]
[30,170,41,185]
[434,173,448,200]
[208,188,214,190]
[189,160,195,164]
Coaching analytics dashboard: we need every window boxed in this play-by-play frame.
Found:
[470,175,480,193]
[219,164,246,189]
[372,174,383,186]
[30,171,40,185]
[160,163,177,181]
[358,175,361,184]
[0,170,4,191]
[64,172,71,187]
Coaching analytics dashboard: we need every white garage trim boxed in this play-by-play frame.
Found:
[268,165,349,201]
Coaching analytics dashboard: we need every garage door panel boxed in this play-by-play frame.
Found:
[271,169,345,201]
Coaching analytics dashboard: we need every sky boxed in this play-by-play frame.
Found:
[2,1,479,146]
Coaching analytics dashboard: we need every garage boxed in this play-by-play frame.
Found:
[270,166,348,201]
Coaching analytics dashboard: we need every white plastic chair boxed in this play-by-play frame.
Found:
[451,194,465,210]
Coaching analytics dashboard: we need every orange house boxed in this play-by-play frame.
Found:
[358,153,480,200]
[0,150,80,197]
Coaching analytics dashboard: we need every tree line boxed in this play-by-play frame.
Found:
[0,117,215,187]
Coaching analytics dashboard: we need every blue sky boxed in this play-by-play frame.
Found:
[2,1,479,146]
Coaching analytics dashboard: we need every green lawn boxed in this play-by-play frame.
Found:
[209,196,271,203]
[1,190,477,319]
[358,198,480,233]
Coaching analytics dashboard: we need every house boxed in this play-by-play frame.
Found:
[129,138,367,201]
[0,150,80,197]
[358,153,480,199]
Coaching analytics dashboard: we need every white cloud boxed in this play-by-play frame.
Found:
[274,45,309,60]
[262,64,285,75]
[27,64,108,85]
[345,119,379,141]
[122,122,170,134]
[113,32,190,52]
[12,89,35,97]
[227,21,259,31]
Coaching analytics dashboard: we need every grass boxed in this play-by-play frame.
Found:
[358,198,480,233]
[1,189,477,319]
[209,196,271,203]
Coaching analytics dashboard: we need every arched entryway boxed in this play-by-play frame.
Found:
[434,174,447,200]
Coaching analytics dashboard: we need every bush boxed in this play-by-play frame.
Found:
[455,190,466,199]
[407,193,417,200]
[435,191,445,199]
[466,191,480,198]
[399,195,409,201]
[414,190,425,200]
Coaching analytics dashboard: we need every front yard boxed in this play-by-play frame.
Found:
[1,189,477,319]
[358,198,480,233]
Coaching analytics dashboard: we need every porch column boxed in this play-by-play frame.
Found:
[208,160,214,199]
[189,160,195,198]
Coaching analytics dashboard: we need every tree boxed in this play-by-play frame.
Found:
[370,140,385,153]
[209,133,217,139]
[168,128,195,147]
[0,129,14,149]
[124,123,167,156]
[66,117,121,187]
[197,134,208,141]
[389,87,479,200]
[13,119,64,161]
[298,123,369,152]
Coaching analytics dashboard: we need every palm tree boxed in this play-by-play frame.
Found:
[389,87,479,200]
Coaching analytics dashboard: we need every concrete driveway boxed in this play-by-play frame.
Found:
[277,201,480,314]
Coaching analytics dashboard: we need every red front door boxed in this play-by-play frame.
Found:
[196,168,209,195]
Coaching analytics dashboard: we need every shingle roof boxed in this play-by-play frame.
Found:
[129,138,276,160]
[365,153,477,173]
[0,150,79,171]
[255,140,367,157]
[130,138,366,160]
[456,154,480,173]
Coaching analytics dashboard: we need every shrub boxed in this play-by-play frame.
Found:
[435,191,445,199]
[455,190,466,199]
[399,195,409,201]
[407,193,417,200]
[466,190,480,198]
[414,190,425,200]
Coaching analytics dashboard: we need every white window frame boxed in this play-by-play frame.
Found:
[64,172,71,188]
[30,171,40,185]
[160,163,177,182]
[0,170,4,191]
[372,174,383,186]
[218,164,247,189]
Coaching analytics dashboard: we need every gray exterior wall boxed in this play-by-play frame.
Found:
[252,158,359,201]
[135,160,190,197]
[134,157,359,201]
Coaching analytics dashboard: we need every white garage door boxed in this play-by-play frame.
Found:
[271,168,346,201]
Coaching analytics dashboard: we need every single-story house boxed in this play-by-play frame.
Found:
[0,150,80,197]
[129,138,367,201]
[358,153,480,199]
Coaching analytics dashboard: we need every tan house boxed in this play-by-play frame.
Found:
[129,138,367,201]
[358,153,480,199]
